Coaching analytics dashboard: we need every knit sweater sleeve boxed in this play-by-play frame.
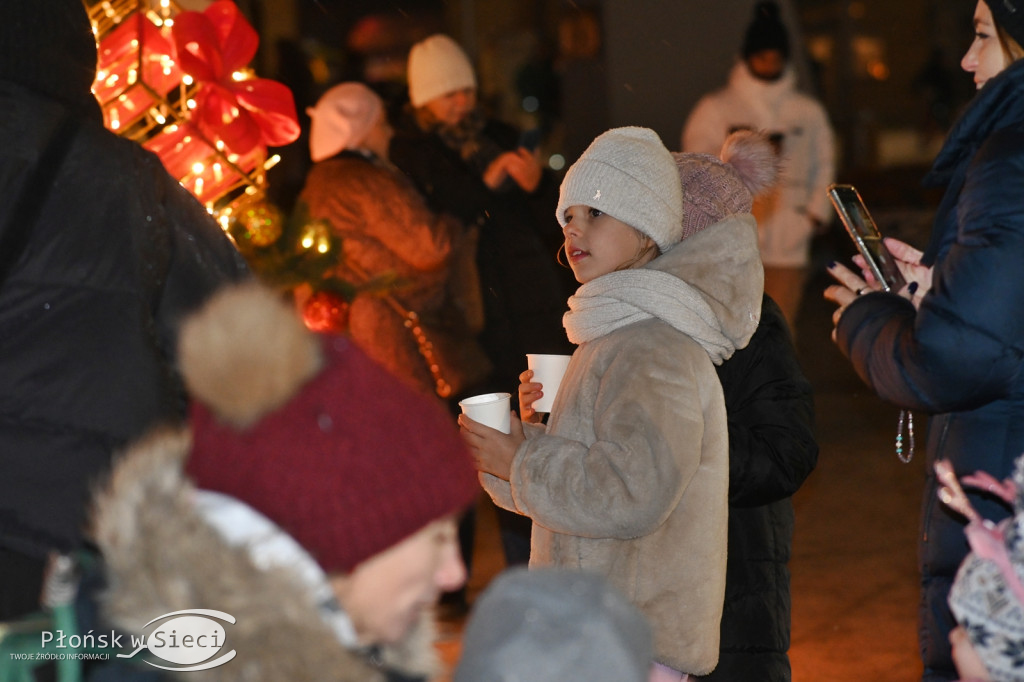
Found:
[507,328,707,539]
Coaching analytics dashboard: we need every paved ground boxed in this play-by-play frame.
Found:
[438,242,932,681]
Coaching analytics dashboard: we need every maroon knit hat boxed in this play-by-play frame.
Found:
[180,283,479,574]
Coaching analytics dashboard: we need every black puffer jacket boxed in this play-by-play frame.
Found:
[836,59,1024,682]
[0,81,248,557]
[697,294,818,682]
[389,111,575,397]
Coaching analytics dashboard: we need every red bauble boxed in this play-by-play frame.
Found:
[302,291,350,333]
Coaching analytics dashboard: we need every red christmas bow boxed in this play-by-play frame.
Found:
[172,0,299,155]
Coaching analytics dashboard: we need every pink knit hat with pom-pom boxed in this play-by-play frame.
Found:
[672,130,780,240]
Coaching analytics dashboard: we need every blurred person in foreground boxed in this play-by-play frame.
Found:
[91,282,480,681]
[0,0,247,620]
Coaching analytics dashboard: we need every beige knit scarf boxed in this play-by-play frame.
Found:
[562,269,734,365]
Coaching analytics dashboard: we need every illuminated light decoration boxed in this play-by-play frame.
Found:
[88,0,183,137]
[86,0,300,225]
[170,0,300,156]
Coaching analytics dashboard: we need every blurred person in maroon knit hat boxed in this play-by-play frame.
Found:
[90,282,479,681]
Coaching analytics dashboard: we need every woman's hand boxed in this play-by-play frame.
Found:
[482,153,512,190]
[849,238,931,309]
[458,412,525,481]
[884,238,932,308]
[518,369,544,424]
[824,260,873,341]
[504,148,543,193]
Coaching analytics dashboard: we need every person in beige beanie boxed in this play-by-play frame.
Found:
[390,33,576,579]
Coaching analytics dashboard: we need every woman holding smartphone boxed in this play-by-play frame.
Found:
[825,3,1024,680]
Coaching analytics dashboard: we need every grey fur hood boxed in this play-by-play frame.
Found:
[645,212,763,357]
[90,428,439,681]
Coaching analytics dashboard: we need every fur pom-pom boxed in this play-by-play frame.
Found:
[720,130,781,198]
[179,282,323,428]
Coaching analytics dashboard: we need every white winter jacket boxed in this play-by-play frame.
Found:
[682,62,835,267]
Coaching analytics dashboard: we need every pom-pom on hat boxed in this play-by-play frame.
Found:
[307,82,383,162]
[180,282,480,574]
[985,0,1024,50]
[673,129,781,240]
[556,126,684,252]
[939,455,1024,682]
[454,568,653,682]
[742,1,791,60]
[407,34,477,108]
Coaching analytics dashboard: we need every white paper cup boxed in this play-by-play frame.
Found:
[459,393,512,433]
[526,353,572,413]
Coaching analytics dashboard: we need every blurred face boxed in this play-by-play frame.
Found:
[962,1,1009,89]
[422,87,476,126]
[746,49,787,81]
[329,516,465,645]
[949,625,991,681]
[562,205,656,284]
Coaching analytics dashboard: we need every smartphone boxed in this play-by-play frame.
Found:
[827,183,907,292]
[518,128,542,152]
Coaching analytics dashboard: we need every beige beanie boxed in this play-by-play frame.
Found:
[306,82,383,162]
[556,127,684,252]
[407,34,477,108]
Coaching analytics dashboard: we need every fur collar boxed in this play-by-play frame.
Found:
[562,214,762,363]
[91,428,440,681]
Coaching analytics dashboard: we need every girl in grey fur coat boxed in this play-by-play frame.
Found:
[459,127,764,680]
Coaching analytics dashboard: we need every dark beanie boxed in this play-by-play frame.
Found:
[0,0,99,112]
[742,1,790,60]
[986,0,1024,49]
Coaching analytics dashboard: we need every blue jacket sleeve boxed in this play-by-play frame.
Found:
[836,132,1024,412]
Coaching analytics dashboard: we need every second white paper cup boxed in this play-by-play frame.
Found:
[526,353,572,413]
[459,392,512,433]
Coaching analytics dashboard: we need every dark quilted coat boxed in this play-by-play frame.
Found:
[835,58,1024,682]
[0,80,248,558]
[696,294,818,682]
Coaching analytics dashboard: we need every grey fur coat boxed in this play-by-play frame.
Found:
[480,214,763,675]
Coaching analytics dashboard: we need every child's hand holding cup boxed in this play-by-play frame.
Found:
[522,354,571,422]
[458,393,512,433]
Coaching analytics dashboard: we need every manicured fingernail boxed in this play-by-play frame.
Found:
[908,282,919,294]
[827,261,837,269]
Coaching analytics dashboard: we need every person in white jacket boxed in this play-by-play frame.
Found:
[681,0,834,333]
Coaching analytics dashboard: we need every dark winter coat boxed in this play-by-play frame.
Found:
[388,111,575,397]
[835,58,1024,682]
[696,294,818,682]
[0,81,248,558]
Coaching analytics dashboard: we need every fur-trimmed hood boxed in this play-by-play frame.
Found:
[91,428,440,681]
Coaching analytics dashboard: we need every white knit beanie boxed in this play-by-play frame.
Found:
[556,127,684,252]
[306,82,383,162]
[407,34,477,108]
